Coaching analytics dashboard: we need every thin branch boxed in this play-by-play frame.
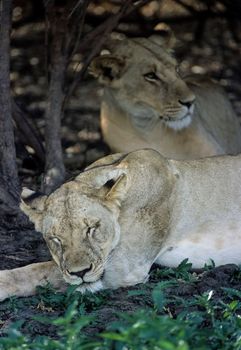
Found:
[173,0,197,14]
[68,0,86,18]
[68,0,91,59]
[65,0,149,104]
[12,100,45,163]
[78,0,149,53]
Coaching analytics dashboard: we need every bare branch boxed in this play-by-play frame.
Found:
[12,100,45,163]
[68,0,86,18]
[78,0,149,53]
[68,0,91,58]
[65,0,150,104]
[173,0,197,14]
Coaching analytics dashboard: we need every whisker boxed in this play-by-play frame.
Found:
[103,254,112,266]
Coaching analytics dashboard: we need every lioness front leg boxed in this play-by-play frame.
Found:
[0,261,65,302]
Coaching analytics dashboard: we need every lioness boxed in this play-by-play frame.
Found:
[90,29,241,159]
[1,149,241,301]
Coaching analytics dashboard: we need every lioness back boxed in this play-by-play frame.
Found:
[91,29,241,159]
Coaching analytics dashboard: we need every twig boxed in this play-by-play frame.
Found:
[68,0,91,59]
[12,99,45,163]
[68,0,86,18]
[65,0,149,104]
[78,0,149,53]
[173,0,197,15]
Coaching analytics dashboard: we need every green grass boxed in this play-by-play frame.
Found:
[1,262,241,350]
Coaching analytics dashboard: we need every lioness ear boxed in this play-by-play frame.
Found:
[20,188,47,232]
[105,173,127,210]
[92,168,128,212]
[89,55,125,84]
[149,23,176,51]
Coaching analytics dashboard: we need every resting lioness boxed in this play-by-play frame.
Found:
[1,149,241,301]
[90,28,241,159]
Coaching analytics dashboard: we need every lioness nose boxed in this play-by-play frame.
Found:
[69,264,92,279]
[179,99,195,109]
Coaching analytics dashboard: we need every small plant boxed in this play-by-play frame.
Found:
[152,259,197,283]
[0,301,101,350]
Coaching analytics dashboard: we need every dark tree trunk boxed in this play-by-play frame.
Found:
[41,6,67,194]
[0,0,20,215]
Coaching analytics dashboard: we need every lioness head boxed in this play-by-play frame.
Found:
[20,167,127,288]
[90,25,195,130]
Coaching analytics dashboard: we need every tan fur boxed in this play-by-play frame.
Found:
[90,32,241,159]
[1,149,241,301]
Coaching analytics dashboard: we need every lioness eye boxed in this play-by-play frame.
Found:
[144,72,159,82]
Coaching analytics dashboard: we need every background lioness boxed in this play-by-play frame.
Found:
[1,149,241,301]
[90,29,241,159]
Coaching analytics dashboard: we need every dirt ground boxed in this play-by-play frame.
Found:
[0,10,241,339]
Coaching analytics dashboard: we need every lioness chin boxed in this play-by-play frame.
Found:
[90,27,241,159]
[1,149,241,301]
